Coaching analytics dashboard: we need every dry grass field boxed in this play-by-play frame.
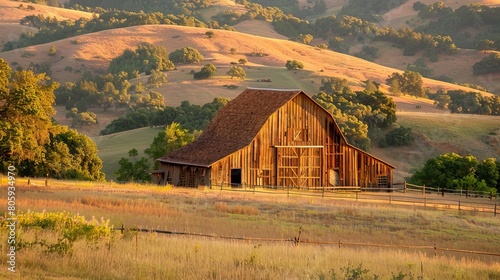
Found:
[0,181,499,279]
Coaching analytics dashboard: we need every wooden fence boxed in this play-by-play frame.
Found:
[1,176,498,217]
[216,181,498,217]
[114,225,500,258]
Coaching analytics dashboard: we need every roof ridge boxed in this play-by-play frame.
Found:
[245,87,302,91]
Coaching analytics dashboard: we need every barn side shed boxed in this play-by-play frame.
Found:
[153,88,395,189]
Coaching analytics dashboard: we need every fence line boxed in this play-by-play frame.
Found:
[115,226,500,258]
[2,176,497,217]
[216,183,498,217]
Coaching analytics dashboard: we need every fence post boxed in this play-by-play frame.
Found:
[121,224,124,234]
[434,244,437,257]
[294,227,302,246]
[338,238,341,249]
[28,179,31,186]
[45,178,48,187]
[458,200,461,212]
[404,180,407,193]
[495,200,497,217]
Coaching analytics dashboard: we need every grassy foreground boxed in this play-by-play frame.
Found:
[0,182,499,279]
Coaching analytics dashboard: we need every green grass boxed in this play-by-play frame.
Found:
[396,112,500,160]
[92,127,164,180]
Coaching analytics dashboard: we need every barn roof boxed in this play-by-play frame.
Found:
[158,88,395,169]
[158,88,303,167]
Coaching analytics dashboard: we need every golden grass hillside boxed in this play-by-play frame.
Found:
[0,0,93,43]
[1,24,494,95]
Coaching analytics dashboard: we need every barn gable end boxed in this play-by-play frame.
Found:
[154,88,395,189]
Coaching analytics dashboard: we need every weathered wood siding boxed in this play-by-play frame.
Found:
[209,94,393,189]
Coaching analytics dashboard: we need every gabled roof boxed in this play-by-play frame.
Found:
[158,88,303,167]
[158,88,395,169]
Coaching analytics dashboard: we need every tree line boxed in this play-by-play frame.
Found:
[415,4,500,51]
[312,77,397,151]
[410,153,499,193]
[99,98,229,135]
[3,11,210,51]
[67,0,212,15]
[0,59,104,180]
[429,89,500,115]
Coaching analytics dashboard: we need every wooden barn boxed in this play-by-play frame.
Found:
[153,88,395,189]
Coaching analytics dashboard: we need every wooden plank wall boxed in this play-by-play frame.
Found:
[165,93,393,189]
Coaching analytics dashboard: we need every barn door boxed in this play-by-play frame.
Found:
[276,146,322,189]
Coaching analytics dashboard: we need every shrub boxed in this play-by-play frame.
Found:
[383,126,414,147]
[7,211,113,255]
[285,60,304,70]
[169,47,204,64]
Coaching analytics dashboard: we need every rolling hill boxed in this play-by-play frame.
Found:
[0,0,499,181]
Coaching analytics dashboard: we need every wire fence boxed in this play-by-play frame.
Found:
[114,225,500,258]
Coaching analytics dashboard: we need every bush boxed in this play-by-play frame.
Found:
[383,126,414,147]
[169,47,204,64]
[8,211,113,254]
[285,60,304,70]
[193,63,216,79]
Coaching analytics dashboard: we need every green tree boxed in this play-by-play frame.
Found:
[382,126,414,147]
[410,153,495,192]
[386,71,425,97]
[147,69,168,88]
[476,158,499,190]
[205,31,215,38]
[193,63,217,79]
[145,122,195,169]
[42,126,105,181]
[295,34,313,44]
[115,148,151,182]
[169,47,204,64]
[285,60,304,70]
[227,65,246,79]
[238,58,248,65]
[328,37,350,54]
[0,61,58,167]
[48,45,57,56]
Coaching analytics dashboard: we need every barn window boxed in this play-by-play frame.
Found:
[378,176,388,187]
[231,169,242,187]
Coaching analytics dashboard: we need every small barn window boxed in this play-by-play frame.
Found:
[231,169,242,187]
[378,176,388,187]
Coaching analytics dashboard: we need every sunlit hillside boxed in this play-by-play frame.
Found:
[0,0,93,44]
